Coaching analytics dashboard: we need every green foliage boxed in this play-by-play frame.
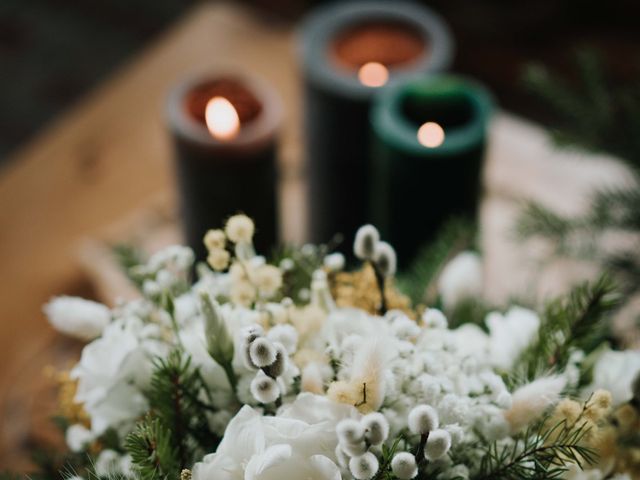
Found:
[125,416,180,480]
[111,243,146,289]
[523,49,640,170]
[396,217,477,306]
[511,275,620,385]
[474,416,597,479]
[126,351,220,479]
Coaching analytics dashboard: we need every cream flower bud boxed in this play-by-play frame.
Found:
[324,252,346,272]
[373,241,397,277]
[408,405,439,435]
[254,264,283,298]
[249,337,277,368]
[349,452,379,480]
[263,342,287,378]
[225,214,254,244]
[362,412,389,446]
[424,429,451,461]
[207,248,230,271]
[203,229,226,250]
[250,371,280,404]
[337,419,366,445]
[354,225,380,260]
[391,452,418,479]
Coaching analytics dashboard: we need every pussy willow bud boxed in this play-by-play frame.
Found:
[349,452,379,480]
[263,342,287,378]
[353,225,380,260]
[424,429,451,461]
[408,405,439,435]
[361,412,389,446]
[373,241,397,277]
[249,337,277,368]
[391,452,418,480]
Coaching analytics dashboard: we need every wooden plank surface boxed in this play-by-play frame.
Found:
[0,2,633,469]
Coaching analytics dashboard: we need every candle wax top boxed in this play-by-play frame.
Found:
[331,20,428,70]
[184,78,263,127]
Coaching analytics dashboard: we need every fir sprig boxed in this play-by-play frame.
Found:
[128,350,220,478]
[475,416,597,479]
[511,275,620,385]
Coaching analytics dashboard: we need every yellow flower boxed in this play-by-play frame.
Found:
[253,264,283,298]
[204,229,226,251]
[225,214,254,244]
[207,248,230,271]
[231,280,256,307]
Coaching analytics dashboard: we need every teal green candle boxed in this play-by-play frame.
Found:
[370,75,493,266]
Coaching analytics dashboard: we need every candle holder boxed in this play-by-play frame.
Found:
[370,74,493,266]
[299,1,453,248]
[166,73,282,261]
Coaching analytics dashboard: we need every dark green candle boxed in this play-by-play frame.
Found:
[299,1,453,248]
[370,75,493,266]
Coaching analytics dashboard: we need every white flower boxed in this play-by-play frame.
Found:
[437,251,483,310]
[225,214,255,244]
[422,308,448,329]
[424,429,451,461]
[267,324,298,355]
[585,349,640,405]
[353,225,380,260]
[349,452,379,480]
[408,405,439,434]
[254,265,283,298]
[95,449,132,477]
[486,307,540,370]
[373,241,397,277]
[65,424,94,452]
[44,296,110,341]
[192,394,354,480]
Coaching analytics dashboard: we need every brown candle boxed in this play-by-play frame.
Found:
[166,73,282,261]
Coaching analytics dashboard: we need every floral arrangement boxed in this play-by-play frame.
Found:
[32,215,640,480]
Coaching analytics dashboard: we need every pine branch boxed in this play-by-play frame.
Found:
[475,415,597,480]
[396,217,477,305]
[125,416,180,480]
[511,275,620,385]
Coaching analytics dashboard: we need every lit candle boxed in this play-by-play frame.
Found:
[166,74,282,261]
[370,75,493,265]
[299,1,453,248]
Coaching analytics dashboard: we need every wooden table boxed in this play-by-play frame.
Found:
[0,2,631,470]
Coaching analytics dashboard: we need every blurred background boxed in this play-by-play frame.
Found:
[1,0,639,165]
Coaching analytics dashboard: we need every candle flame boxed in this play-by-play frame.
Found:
[205,96,240,140]
[417,122,445,148]
[358,62,389,88]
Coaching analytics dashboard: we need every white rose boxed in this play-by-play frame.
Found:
[586,349,640,405]
[44,296,110,341]
[192,394,355,480]
[437,251,483,310]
